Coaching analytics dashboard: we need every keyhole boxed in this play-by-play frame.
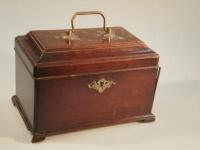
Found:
[100,81,104,87]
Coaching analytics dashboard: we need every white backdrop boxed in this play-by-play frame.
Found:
[0,0,200,149]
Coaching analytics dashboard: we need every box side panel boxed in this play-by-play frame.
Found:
[15,54,34,129]
[36,67,159,133]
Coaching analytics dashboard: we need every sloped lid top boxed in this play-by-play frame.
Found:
[15,27,159,77]
[24,27,152,63]
[28,27,144,51]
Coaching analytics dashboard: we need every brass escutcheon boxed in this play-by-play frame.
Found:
[88,78,116,93]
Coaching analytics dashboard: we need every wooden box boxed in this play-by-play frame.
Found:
[12,11,160,142]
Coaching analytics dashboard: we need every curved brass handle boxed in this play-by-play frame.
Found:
[71,11,106,32]
[64,11,112,44]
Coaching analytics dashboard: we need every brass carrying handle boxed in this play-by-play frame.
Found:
[71,11,107,32]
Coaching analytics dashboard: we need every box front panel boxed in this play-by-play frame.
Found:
[37,67,158,132]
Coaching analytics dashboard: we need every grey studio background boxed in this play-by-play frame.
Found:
[0,0,200,149]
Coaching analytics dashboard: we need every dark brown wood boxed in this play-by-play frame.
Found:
[36,67,158,132]
[15,54,35,129]
[12,95,46,142]
[12,93,156,135]
[12,95,32,131]
[12,94,155,142]
[12,26,160,142]
[32,133,46,143]
[137,114,155,123]
[14,27,159,78]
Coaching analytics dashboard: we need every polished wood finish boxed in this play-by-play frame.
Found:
[15,54,34,128]
[14,27,159,77]
[12,26,160,142]
[37,67,158,132]
[12,95,32,131]
[12,94,156,142]
[32,133,46,143]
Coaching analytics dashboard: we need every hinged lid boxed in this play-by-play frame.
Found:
[15,11,159,78]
